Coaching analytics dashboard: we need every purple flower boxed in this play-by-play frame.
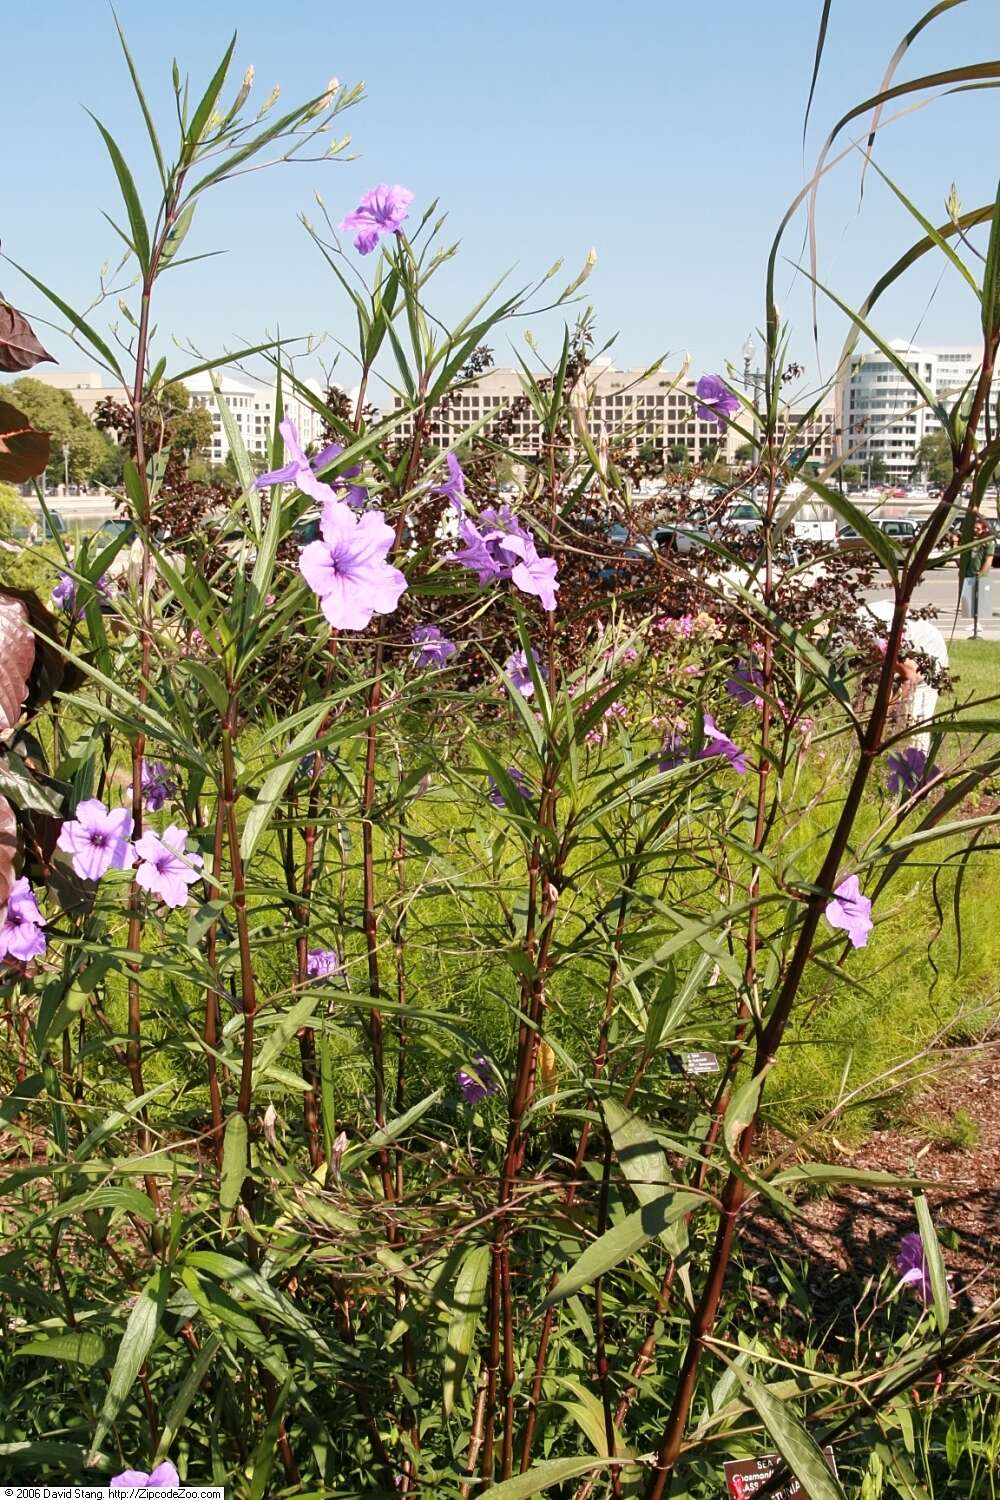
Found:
[134,825,204,909]
[140,760,176,813]
[0,877,46,963]
[339,184,414,254]
[660,724,689,772]
[886,747,927,797]
[411,624,457,669]
[825,874,873,949]
[432,451,466,510]
[511,548,560,612]
[697,713,748,774]
[256,419,367,507]
[488,767,530,809]
[56,799,134,882]
[450,504,559,612]
[505,646,541,697]
[299,501,407,630]
[306,948,341,980]
[458,1055,497,1105]
[109,1462,180,1489]
[726,664,766,708]
[51,573,76,612]
[695,374,740,430]
[896,1232,933,1305]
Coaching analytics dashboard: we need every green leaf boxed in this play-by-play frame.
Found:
[89,1267,169,1461]
[802,0,833,144]
[981,180,1000,338]
[253,992,321,1080]
[772,1164,935,1190]
[248,1375,292,1500]
[0,754,64,815]
[153,1336,220,1465]
[0,1073,45,1126]
[539,1190,704,1309]
[112,10,167,186]
[603,1100,672,1206]
[0,1442,94,1470]
[184,35,237,159]
[181,659,229,716]
[341,1089,443,1173]
[731,1366,848,1500]
[486,1457,626,1498]
[785,475,901,575]
[239,706,327,864]
[442,1244,490,1415]
[87,114,151,274]
[4,259,125,381]
[38,1184,157,1227]
[723,1068,769,1158]
[220,1113,248,1223]
[17,1332,108,1366]
[914,1193,950,1333]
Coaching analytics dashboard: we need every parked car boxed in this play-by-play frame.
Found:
[718,501,764,534]
[838,517,916,550]
[10,510,67,542]
[92,518,137,550]
[652,514,709,555]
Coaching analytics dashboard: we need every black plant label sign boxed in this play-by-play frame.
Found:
[723,1448,838,1500]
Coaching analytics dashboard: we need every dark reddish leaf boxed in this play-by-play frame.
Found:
[0,301,54,372]
[0,400,50,483]
[0,594,34,736]
[0,793,17,908]
[0,583,79,716]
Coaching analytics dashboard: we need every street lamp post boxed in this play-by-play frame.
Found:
[61,441,71,492]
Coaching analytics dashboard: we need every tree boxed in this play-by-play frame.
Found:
[868,453,888,485]
[160,382,214,457]
[734,443,754,463]
[911,429,951,487]
[837,462,862,487]
[666,442,689,467]
[0,377,116,487]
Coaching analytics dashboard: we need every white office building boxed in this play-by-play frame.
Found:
[184,373,327,464]
[839,340,1000,481]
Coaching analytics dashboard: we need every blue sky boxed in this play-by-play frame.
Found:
[2,0,998,395]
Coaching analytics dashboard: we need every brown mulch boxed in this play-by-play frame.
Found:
[741,1041,1000,1316]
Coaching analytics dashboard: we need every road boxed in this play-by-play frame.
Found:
[865,567,1000,639]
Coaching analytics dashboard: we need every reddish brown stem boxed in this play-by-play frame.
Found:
[643,345,999,1499]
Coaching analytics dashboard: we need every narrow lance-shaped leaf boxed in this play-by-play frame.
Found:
[88,1266,170,1461]
[441,1244,490,1415]
[219,1113,248,1225]
[914,1192,950,1333]
[731,1365,848,1500]
[539,1190,705,1310]
[87,114,151,274]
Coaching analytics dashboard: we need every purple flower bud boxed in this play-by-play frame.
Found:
[488,767,530,808]
[458,1055,497,1105]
